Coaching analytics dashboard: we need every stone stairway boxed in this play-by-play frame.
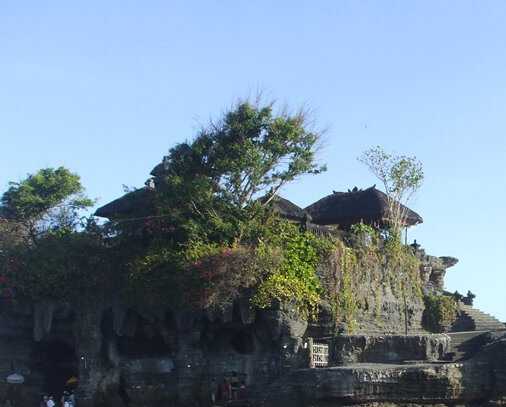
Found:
[446,331,488,361]
[452,303,505,332]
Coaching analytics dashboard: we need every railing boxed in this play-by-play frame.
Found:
[307,337,329,368]
[312,343,329,367]
[302,222,344,238]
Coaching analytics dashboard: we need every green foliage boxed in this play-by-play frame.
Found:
[0,167,93,238]
[0,169,110,303]
[349,223,376,236]
[423,295,458,332]
[118,100,329,314]
[0,221,113,302]
[126,221,327,319]
[143,99,326,246]
[251,222,328,320]
[318,234,422,334]
[0,107,430,335]
[165,100,327,209]
[349,222,378,247]
[125,240,268,310]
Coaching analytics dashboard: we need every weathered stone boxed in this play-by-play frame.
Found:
[239,297,256,325]
[331,334,450,365]
[216,305,234,323]
[32,298,61,341]
[112,304,128,336]
[439,256,459,268]
[263,361,491,406]
[120,310,138,337]
[0,243,501,407]
[262,309,308,340]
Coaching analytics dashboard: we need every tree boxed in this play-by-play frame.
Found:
[152,99,327,244]
[0,167,93,241]
[121,99,328,309]
[358,146,423,238]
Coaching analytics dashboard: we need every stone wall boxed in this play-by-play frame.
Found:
[263,330,506,406]
[0,247,464,406]
[329,334,450,365]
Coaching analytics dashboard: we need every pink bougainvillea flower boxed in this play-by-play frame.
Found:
[195,260,203,266]
[222,249,234,258]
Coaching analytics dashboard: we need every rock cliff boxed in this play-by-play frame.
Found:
[0,249,503,407]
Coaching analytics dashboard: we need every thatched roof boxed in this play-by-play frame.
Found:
[94,187,155,219]
[304,186,423,228]
[260,195,312,222]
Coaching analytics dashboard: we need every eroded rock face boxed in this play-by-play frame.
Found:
[0,245,493,407]
[263,330,506,407]
[0,296,504,407]
[331,334,450,365]
[475,331,506,403]
[263,361,492,406]
[414,252,458,289]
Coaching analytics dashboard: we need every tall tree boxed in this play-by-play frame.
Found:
[359,146,424,238]
[153,99,327,244]
[0,167,93,241]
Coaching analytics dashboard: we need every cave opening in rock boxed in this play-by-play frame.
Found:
[31,339,77,398]
[231,330,255,354]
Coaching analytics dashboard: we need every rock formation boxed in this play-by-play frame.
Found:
[0,247,503,407]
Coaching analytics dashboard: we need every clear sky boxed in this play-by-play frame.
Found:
[1,1,505,321]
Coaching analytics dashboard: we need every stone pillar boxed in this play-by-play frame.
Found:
[307,337,314,368]
[175,330,204,406]
[74,308,108,407]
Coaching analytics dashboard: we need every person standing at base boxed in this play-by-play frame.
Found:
[209,376,216,404]
[68,391,75,406]
[230,371,239,400]
[219,379,229,401]
[239,380,246,399]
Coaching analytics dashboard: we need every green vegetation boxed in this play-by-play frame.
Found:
[318,231,422,334]
[0,167,93,241]
[148,99,326,246]
[0,168,107,302]
[423,294,458,332]
[0,100,427,334]
[251,223,330,320]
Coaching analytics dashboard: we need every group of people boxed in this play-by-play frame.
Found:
[39,391,75,407]
[208,371,247,403]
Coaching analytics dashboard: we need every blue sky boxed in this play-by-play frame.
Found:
[1,1,505,321]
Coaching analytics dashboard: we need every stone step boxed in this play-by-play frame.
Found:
[446,331,489,361]
[451,304,504,332]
